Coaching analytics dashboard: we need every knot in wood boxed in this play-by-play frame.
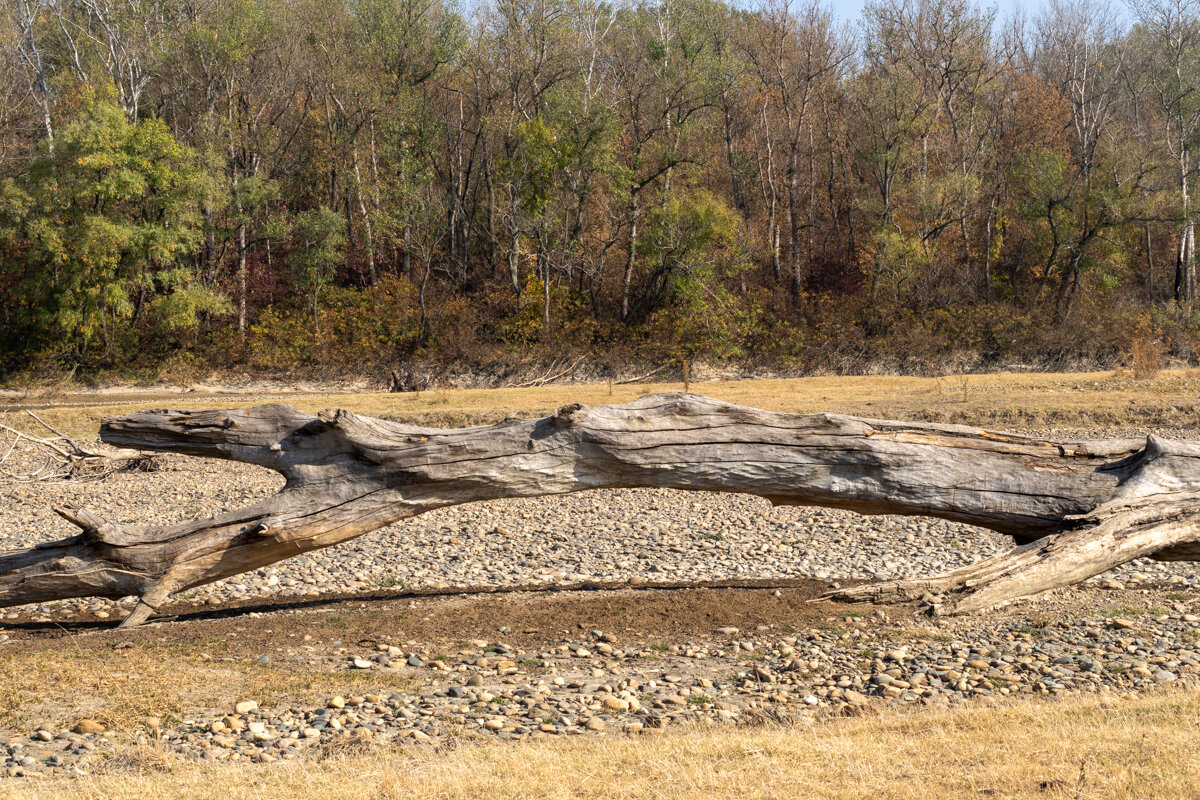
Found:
[318,408,350,427]
[554,403,583,424]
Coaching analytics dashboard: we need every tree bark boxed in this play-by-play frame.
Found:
[352,144,377,287]
[4,394,1200,627]
[14,0,55,155]
[236,222,248,334]
[622,193,639,320]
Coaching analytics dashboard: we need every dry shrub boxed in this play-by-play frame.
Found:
[118,453,165,473]
[1130,337,1163,379]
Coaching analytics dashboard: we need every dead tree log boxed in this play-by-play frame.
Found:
[2,393,1199,627]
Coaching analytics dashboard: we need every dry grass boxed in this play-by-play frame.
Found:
[11,368,1200,438]
[1130,339,1164,381]
[8,689,1200,800]
[0,631,419,733]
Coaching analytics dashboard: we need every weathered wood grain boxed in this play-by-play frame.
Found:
[2,393,1197,626]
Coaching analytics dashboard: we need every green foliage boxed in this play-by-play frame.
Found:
[290,206,346,323]
[0,90,219,367]
[236,278,422,371]
[638,189,755,359]
[149,283,233,341]
[513,116,574,218]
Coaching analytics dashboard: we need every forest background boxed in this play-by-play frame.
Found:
[3,0,1199,384]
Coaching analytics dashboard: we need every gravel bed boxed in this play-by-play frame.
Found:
[6,600,1200,777]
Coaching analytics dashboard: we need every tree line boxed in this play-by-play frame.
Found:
[2,0,1199,381]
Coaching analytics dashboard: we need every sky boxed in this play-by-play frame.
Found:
[826,0,1126,25]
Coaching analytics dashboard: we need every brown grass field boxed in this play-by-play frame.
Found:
[8,367,1200,438]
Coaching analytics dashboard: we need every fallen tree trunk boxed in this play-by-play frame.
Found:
[2,393,1198,627]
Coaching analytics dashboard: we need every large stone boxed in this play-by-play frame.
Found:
[842,689,869,704]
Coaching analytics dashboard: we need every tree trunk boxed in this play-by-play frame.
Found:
[1146,220,1155,303]
[402,225,412,278]
[622,193,639,320]
[507,185,521,295]
[418,257,431,337]
[4,395,1200,627]
[788,146,803,304]
[352,145,376,287]
[15,0,54,155]
[541,248,551,331]
[1176,145,1195,307]
[984,198,995,303]
[204,205,217,286]
[236,222,248,335]
[1176,218,1195,306]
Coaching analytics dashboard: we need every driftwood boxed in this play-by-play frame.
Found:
[2,393,1199,628]
[0,410,152,482]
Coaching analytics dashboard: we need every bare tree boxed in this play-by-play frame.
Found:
[8,0,54,151]
[1128,0,1200,306]
[747,0,851,303]
[1030,0,1128,321]
[53,0,173,121]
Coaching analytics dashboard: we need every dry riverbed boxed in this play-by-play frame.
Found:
[2,377,1200,791]
[1,578,1199,782]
